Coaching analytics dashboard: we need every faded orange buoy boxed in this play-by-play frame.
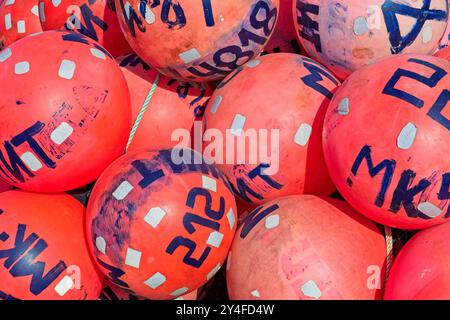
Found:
[385,222,450,300]
[227,195,386,300]
[262,0,301,55]
[0,0,42,49]
[0,190,104,300]
[0,31,131,193]
[115,0,280,81]
[117,53,211,153]
[323,54,450,230]
[204,53,338,205]
[40,0,131,57]
[86,148,237,300]
[294,0,448,79]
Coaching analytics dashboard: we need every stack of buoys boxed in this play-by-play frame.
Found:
[0,0,449,301]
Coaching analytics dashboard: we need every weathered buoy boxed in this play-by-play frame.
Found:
[323,54,450,230]
[204,53,338,205]
[294,0,448,79]
[227,195,386,300]
[86,148,237,300]
[0,190,104,300]
[0,31,131,192]
[115,0,280,81]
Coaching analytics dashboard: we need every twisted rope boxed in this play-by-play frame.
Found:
[125,73,161,151]
[384,226,394,286]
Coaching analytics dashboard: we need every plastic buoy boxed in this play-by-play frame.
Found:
[323,54,450,230]
[117,53,211,153]
[40,0,131,57]
[227,195,386,300]
[99,282,198,300]
[204,53,338,205]
[385,222,450,300]
[294,0,448,79]
[262,0,301,55]
[0,31,131,193]
[86,148,237,300]
[115,0,280,81]
[0,0,42,50]
[0,190,103,300]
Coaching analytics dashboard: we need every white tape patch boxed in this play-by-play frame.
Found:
[50,122,74,145]
[58,59,76,80]
[397,122,417,150]
[418,202,443,218]
[20,152,42,171]
[144,272,166,289]
[125,248,142,268]
[301,280,322,299]
[179,48,201,63]
[202,176,217,192]
[112,181,134,200]
[54,275,74,297]
[230,114,246,137]
[207,231,224,248]
[294,123,312,146]
[144,207,166,228]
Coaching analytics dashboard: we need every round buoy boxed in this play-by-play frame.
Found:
[0,190,103,300]
[86,148,237,300]
[385,222,450,300]
[0,31,131,193]
[0,0,42,50]
[204,53,338,205]
[40,0,131,57]
[294,0,449,79]
[117,53,211,153]
[323,53,450,230]
[115,0,280,81]
[227,195,386,300]
[261,0,301,55]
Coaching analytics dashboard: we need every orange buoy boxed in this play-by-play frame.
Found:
[261,0,301,55]
[204,53,338,205]
[0,31,131,193]
[99,282,198,300]
[40,0,131,57]
[0,190,104,300]
[323,54,450,230]
[117,53,211,153]
[385,222,450,300]
[115,0,280,82]
[86,148,237,300]
[227,195,386,300]
[0,0,42,50]
[294,0,449,79]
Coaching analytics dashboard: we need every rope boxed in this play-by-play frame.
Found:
[384,225,394,286]
[125,73,161,152]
